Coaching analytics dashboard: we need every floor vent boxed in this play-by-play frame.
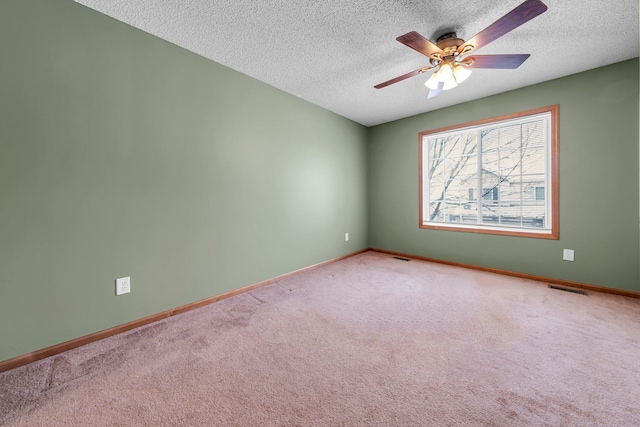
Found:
[548,284,588,295]
[392,256,410,261]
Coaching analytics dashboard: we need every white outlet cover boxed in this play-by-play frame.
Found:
[116,276,131,295]
[563,249,575,262]
[345,232,349,241]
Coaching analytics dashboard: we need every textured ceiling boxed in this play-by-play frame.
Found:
[73,0,639,127]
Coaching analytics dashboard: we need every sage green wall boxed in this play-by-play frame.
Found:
[0,0,368,362]
[368,59,640,292]
[1,0,637,366]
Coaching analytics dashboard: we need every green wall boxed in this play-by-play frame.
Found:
[1,0,638,365]
[0,0,368,362]
[368,59,640,292]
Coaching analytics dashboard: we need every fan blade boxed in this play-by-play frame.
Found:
[397,31,444,58]
[459,0,547,54]
[374,66,433,89]
[466,54,530,69]
[427,81,444,99]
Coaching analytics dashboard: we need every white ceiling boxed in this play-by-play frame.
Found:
[74,0,638,127]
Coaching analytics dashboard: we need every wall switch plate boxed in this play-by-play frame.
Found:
[116,276,130,295]
[563,249,575,262]
[345,232,349,241]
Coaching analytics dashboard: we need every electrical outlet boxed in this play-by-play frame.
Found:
[345,232,349,241]
[116,276,130,295]
[563,249,574,262]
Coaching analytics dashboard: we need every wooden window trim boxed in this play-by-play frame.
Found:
[418,105,559,239]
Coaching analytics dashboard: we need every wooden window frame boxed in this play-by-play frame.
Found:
[418,105,559,239]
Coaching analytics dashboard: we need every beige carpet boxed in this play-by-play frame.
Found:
[2,251,640,426]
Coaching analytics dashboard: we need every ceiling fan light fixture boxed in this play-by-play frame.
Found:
[437,63,453,82]
[425,62,470,92]
[453,64,472,84]
[425,71,440,90]
[442,77,458,91]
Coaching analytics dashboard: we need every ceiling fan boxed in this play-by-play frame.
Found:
[374,0,548,99]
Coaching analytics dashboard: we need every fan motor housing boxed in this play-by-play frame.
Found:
[436,32,465,54]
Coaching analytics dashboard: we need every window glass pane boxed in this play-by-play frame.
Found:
[480,202,499,225]
[449,202,480,224]
[481,175,499,200]
[428,138,445,160]
[499,138,521,180]
[444,156,476,201]
[429,201,445,222]
[499,124,521,154]
[521,207,545,228]
[429,158,445,181]
[522,121,545,147]
[521,147,545,176]
[459,201,478,224]
[482,149,500,177]
[500,199,519,227]
[420,106,556,237]
[440,132,477,158]
[522,175,544,198]
[481,129,499,153]
[429,180,445,203]
[500,181,520,203]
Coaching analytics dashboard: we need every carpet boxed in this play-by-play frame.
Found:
[2,251,639,426]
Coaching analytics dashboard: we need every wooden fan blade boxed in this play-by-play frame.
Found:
[459,0,547,54]
[466,54,530,69]
[374,66,433,89]
[397,31,444,58]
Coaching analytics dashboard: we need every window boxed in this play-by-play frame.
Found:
[483,187,499,201]
[419,105,559,239]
